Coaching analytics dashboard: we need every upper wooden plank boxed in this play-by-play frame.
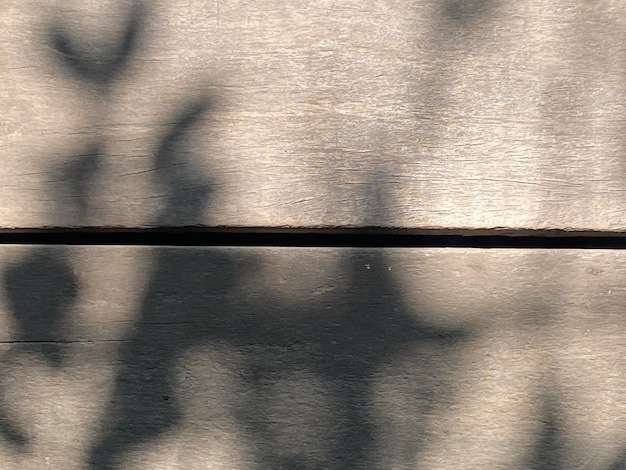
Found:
[3,0,626,230]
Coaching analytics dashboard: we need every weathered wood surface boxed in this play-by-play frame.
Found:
[4,1,626,231]
[0,245,623,469]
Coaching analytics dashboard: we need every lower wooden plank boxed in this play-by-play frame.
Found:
[0,246,624,469]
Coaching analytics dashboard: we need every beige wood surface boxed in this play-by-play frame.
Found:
[3,1,626,231]
[0,245,623,469]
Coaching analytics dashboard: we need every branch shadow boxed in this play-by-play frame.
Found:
[86,96,218,470]
[78,91,468,468]
[48,1,145,91]
[525,382,626,470]
[231,252,467,469]
[0,1,141,453]
[39,3,471,468]
[87,241,468,469]
[528,389,566,470]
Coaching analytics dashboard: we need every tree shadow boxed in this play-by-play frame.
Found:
[86,95,220,470]
[21,1,617,468]
[52,144,103,225]
[526,384,626,470]
[79,88,468,468]
[87,240,468,469]
[45,2,146,226]
[48,1,145,92]
[609,452,626,470]
[152,97,213,227]
[442,0,494,24]
[528,389,566,470]
[0,0,141,454]
[0,248,78,450]
[39,2,472,468]
[231,251,467,469]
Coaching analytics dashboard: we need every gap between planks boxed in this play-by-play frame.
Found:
[0,228,623,248]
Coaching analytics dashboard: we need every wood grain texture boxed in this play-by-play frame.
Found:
[0,245,623,469]
[3,0,626,231]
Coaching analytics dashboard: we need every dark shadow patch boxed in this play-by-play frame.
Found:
[609,451,626,470]
[0,248,78,450]
[48,1,145,90]
[152,97,213,226]
[85,246,257,469]
[442,0,493,23]
[0,400,29,450]
[3,249,78,364]
[38,2,470,468]
[528,390,565,470]
[232,251,467,469]
[86,249,468,469]
[87,247,467,469]
[53,144,103,223]
[85,96,215,469]
[79,81,467,467]
[44,2,145,225]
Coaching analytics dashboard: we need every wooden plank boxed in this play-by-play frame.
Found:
[0,246,623,469]
[3,1,626,231]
